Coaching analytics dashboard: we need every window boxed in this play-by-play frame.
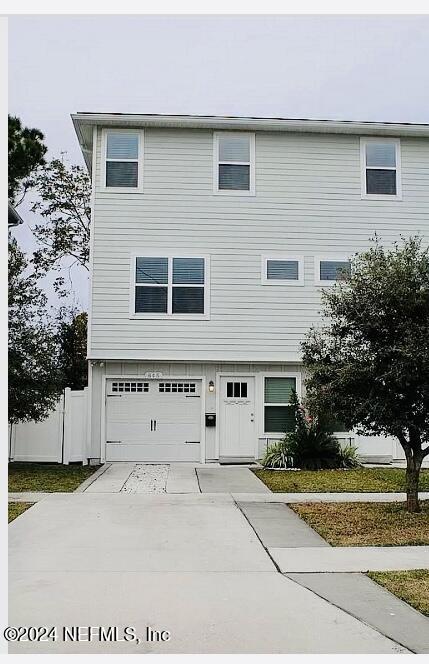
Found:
[315,258,351,285]
[214,132,255,194]
[111,381,149,393]
[264,377,296,434]
[361,138,401,199]
[226,382,248,398]
[262,255,304,285]
[159,382,196,393]
[104,130,143,189]
[132,255,209,317]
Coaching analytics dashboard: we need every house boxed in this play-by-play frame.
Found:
[8,202,24,228]
[72,113,429,464]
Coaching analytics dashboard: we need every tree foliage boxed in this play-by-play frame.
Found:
[8,237,62,423]
[31,158,91,295]
[8,115,47,203]
[302,236,429,511]
[57,310,88,391]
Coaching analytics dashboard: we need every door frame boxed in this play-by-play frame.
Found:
[101,374,206,463]
[215,373,258,460]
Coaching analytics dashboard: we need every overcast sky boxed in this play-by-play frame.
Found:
[9,14,429,310]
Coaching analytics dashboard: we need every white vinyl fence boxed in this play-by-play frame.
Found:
[9,388,89,464]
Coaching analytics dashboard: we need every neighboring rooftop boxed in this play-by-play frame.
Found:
[72,112,429,171]
[8,202,24,228]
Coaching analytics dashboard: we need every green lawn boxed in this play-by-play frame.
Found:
[8,463,100,493]
[368,570,429,616]
[290,501,429,546]
[8,502,34,523]
[253,467,429,493]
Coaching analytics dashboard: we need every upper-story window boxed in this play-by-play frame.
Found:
[214,132,255,195]
[315,257,351,285]
[131,254,209,319]
[262,255,304,286]
[103,129,143,190]
[360,138,401,199]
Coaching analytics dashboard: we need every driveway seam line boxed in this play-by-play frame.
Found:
[284,572,416,654]
[76,463,112,493]
[233,499,282,573]
[194,468,202,493]
[118,465,142,493]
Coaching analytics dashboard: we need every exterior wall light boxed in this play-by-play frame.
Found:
[208,381,215,392]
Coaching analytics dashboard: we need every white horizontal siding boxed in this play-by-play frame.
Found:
[90,127,429,361]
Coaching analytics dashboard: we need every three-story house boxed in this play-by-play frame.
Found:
[72,113,429,464]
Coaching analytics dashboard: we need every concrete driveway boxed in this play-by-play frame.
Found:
[9,490,408,654]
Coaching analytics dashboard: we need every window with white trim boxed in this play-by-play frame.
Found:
[361,138,401,198]
[104,130,142,189]
[214,132,255,194]
[315,258,351,284]
[133,255,207,316]
[264,377,296,434]
[262,256,304,285]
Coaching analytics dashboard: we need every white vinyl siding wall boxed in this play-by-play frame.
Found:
[90,127,429,362]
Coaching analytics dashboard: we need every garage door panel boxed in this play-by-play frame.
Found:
[106,443,200,463]
[105,379,202,462]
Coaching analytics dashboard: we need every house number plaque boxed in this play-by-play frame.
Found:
[144,372,163,379]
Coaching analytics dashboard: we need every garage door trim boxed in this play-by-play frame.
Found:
[101,374,206,463]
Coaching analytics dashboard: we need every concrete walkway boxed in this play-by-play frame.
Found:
[288,572,429,654]
[9,492,411,654]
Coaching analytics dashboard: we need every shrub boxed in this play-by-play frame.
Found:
[261,440,293,469]
[337,444,361,469]
[261,391,361,470]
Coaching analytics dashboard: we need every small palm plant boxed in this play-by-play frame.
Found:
[261,391,361,470]
[261,440,293,469]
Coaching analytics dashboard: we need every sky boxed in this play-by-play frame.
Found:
[9,14,429,310]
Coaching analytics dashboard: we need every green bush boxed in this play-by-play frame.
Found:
[337,444,361,469]
[261,391,362,471]
[261,440,293,469]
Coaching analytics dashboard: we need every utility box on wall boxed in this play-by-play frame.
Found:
[205,413,216,427]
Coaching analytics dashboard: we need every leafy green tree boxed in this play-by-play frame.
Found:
[8,237,62,422]
[57,310,88,390]
[31,158,91,295]
[302,237,429,512]
[8,115,47,203]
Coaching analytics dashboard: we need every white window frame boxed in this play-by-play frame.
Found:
[360,137,402,201]
[129,251,210,320]
[314,255,352,286]
[261,254,304,286]
[261,372,301,436]
[101,128,144,192]
[213,131,255,196]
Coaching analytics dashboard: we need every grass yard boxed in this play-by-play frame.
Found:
[8,463,100,493]
[368,570,429,617]
[290,501,429,546]
[253,467,429,493]
[8,502,34,523]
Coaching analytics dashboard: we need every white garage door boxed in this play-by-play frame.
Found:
[105,379,202,462]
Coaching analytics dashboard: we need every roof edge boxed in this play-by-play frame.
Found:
[71,112,429,172]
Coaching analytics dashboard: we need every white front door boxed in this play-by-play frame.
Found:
[219,376,256,459]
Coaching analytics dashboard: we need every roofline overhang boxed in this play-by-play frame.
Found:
[8,202,24,227]
[71,112,429,172]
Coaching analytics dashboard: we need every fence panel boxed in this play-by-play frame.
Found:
[9,389,88,464]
